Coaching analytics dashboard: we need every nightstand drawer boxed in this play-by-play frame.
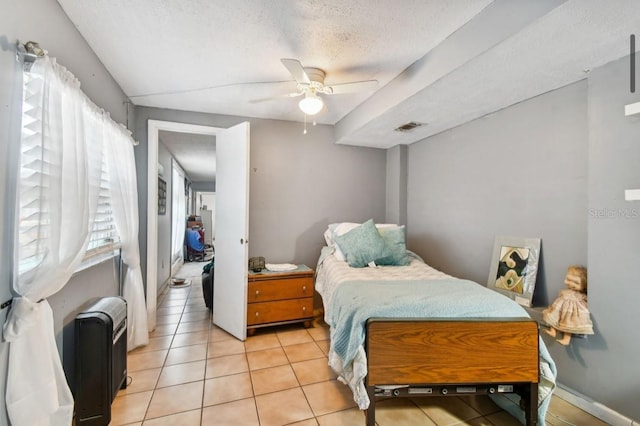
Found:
[247,298,313,325]
[248,277,313,302]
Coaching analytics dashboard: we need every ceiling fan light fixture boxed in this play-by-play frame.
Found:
[299,92,323,116]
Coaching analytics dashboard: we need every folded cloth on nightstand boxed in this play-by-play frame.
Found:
[265,263,297,272]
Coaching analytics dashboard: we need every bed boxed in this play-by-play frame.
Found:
[315,220,557,426]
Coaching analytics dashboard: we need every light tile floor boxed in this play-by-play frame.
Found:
[111,263,607,425]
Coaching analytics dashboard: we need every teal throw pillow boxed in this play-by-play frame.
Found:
[376,226,409,266]
[334,219,391,268]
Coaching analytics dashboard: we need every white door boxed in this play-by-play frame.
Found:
[213,122,250,340]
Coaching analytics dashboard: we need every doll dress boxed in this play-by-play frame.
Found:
[542,289,594,334]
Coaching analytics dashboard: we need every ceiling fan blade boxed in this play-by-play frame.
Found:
[324,80,379,95]
[281,58,311,85]
[250,91,303,103]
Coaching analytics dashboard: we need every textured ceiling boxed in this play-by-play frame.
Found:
[57,0,640,153]
[159,131,216,183]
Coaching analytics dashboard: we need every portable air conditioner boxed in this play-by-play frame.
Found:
[74,296,127,425]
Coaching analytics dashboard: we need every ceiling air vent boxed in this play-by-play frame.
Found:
[394,121,425,132]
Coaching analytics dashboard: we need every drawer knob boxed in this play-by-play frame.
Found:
[255,290,260,296]
[302,306,306,312]
[255,312,260,316]
[302,286,307,292]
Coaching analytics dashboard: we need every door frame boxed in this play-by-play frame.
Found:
[146,120,222,331]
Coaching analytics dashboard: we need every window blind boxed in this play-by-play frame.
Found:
[17,70,119,276]
[84,156,120,259]
[18,71,47,276]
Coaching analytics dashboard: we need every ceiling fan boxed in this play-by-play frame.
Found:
[253,58,379,116]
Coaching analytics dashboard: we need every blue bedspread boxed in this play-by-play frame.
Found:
[327,278,557,425]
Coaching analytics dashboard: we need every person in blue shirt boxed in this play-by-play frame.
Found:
[185,226,205,252]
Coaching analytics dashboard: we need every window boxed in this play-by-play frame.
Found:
[17,68,119,277]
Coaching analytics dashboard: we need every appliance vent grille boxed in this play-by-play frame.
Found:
[394,121,425,132]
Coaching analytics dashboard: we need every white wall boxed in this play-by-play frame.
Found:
[199,193,216,213]
[197,192,216,244]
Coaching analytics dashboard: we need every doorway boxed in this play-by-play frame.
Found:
[147,120,221,331]
[158,131,215,284]
[146,120,250,340]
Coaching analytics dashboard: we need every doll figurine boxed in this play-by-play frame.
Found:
[542,266,593,345]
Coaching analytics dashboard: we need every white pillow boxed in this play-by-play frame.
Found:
[325,222,401,262]
[328,223,360,260]
[323,228,334,246]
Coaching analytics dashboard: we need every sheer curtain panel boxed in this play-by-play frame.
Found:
[104,123,149,350]
[4,56,103,426]
[171,162,186,263]
[3,54,148,425]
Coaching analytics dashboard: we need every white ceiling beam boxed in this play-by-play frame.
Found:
[333,0,567,147]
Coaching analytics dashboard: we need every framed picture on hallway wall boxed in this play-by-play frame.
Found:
[487,236,541,307]
[158,177,167,215]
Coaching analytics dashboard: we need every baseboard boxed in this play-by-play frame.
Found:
[170,258,184,277]
[158,278,169,297]
[554,384,637,425]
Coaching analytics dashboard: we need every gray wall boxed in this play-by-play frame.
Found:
[385,145,408,225]
[407,80,588,301]
[0,0,129,421]
[247,118,386,267]
[406,74,639,420]
[133,107,387,285]
[192,181,216,192]
[586,55,640,420]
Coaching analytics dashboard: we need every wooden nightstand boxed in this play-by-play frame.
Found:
[247,265,314,335]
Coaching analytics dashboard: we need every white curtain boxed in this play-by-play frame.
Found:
[104,123,149,351]
[3,57,103,425]
[171,162,186,262]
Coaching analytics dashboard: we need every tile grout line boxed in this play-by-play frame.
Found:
[197,278,210,426]
[139,279,178,424]
[249,337,262,425]
[286,328,319,425]
[140,271,203,424]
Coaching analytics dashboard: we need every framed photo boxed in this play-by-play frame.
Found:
[158,177,167,215]
[487,236,541,307]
